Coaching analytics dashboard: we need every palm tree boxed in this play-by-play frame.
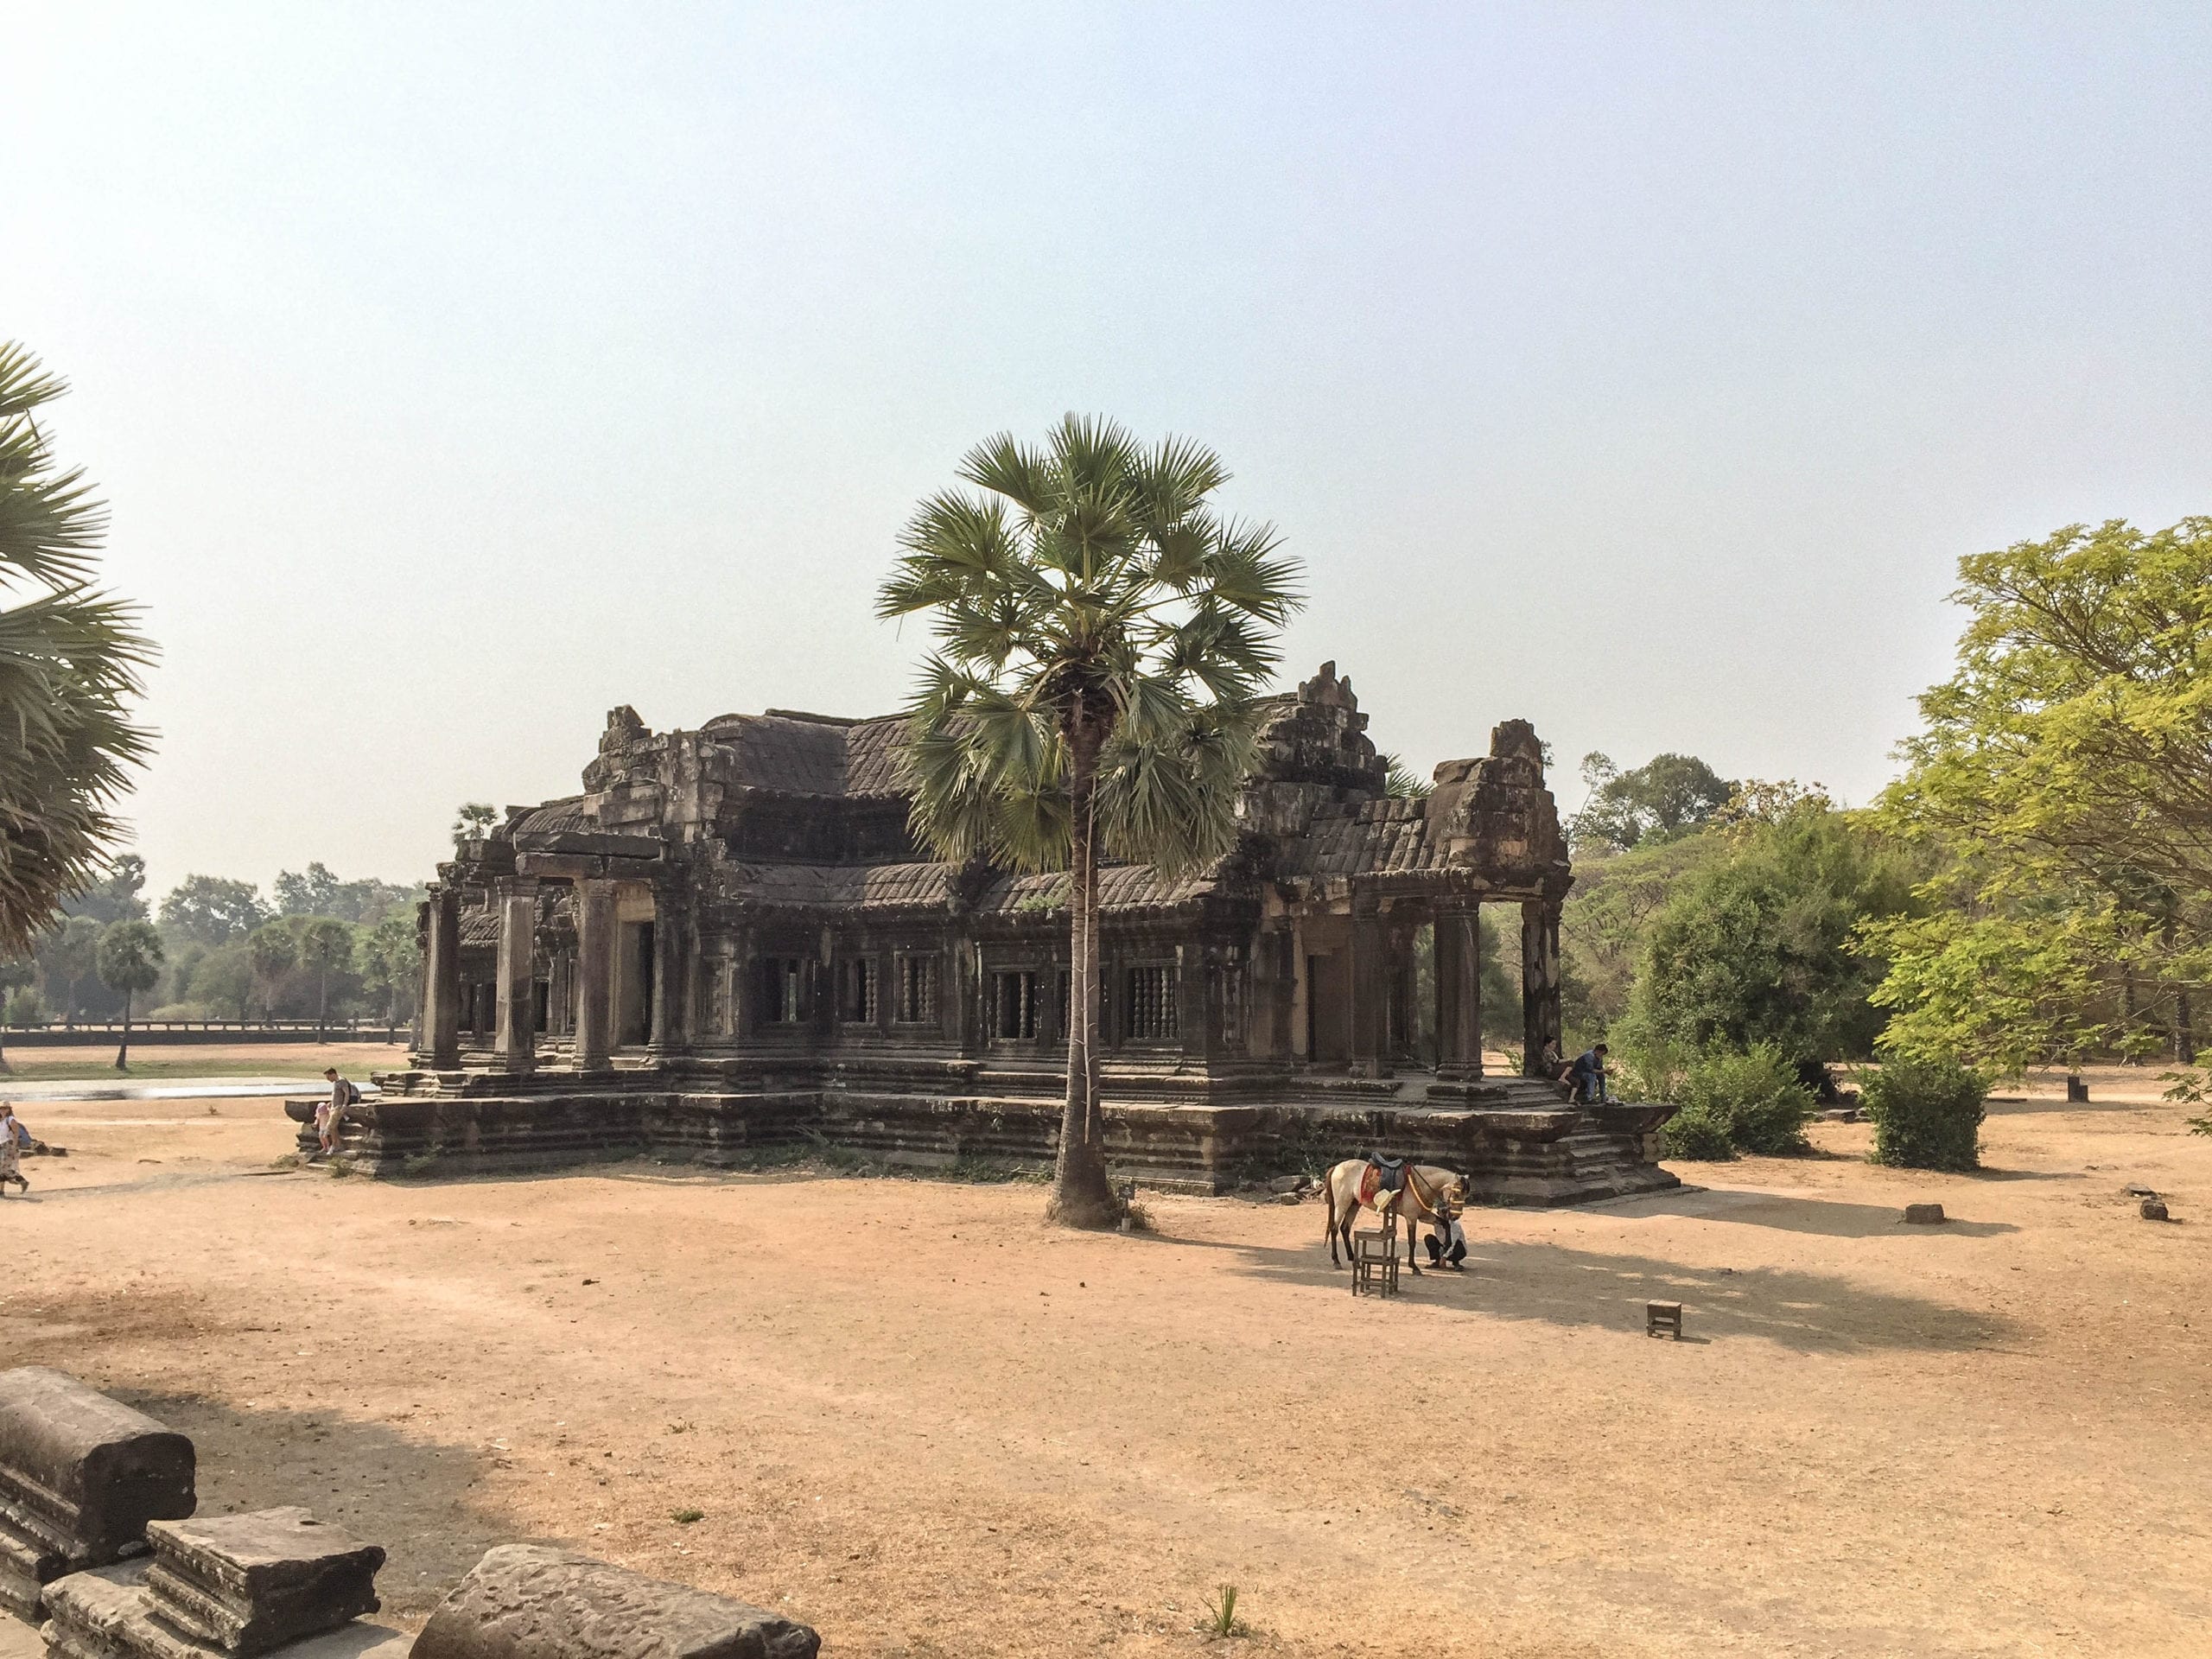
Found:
[249,923,298,1025]
[96,918,163,1070]
[300,917,353,1041]
[879,416,1301,1226]
[45,914,103,1027]
[0,343,154,954]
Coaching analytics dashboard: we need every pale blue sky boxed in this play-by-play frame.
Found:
[4,3,2208,899]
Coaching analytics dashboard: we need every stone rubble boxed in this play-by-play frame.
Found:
[0,1368,194,1621]
[411,1545,819,1659]
[143,1509,383,1656]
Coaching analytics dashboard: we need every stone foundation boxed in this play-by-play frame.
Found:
[320,1068,1679,1207]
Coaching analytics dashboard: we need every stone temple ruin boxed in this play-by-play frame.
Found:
[356,663,1676,1204]
[4,1367,820,1659]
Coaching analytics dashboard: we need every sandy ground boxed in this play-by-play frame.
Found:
[2,1062,2205,1658]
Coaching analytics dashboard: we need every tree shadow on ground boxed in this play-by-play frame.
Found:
[1605,1185,2018,1238]
[1983,1094,2173,1117]
[100,1388,534,1623]
[1141,1223,2018,1355]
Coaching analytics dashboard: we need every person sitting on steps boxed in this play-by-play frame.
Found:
[1565,1041,1611,1105]
[314,1069,361,1160]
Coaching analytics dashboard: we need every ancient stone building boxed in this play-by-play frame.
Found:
[367,664,1675,1203]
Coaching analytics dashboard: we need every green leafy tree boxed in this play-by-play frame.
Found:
[355,913,419,1039]
[159,874,271,944]
[878,416,1301,1226]
[1866,518,2212,1082]
[299,917,353,1039]
[0,957,33,1070]
[63,853,149,924]
[0,344,155,953]
[1618,804,1921,1069]
[1571,752,1736,853]
[190,939,256,1020]
[96,918,163,1069]
[38,912,104,1026]
[248,922,298,1021]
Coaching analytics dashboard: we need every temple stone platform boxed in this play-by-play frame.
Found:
[318,1067,1678,1207]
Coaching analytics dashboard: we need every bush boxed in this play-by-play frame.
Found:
[1862,1055,1986,1171]
[1659,1103,1738,1160]
[3,988,42,1027]
[1661,1045,1815,1158]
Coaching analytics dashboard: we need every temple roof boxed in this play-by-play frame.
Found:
[1275,797,1445,880]
[696,712,908,799]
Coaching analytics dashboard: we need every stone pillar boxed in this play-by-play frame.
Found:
[1349,901,1389,1077]
[1433,905,1484,1081]
[1521,897,1563,1076]
[647,888,682,1052]
[423,884,461,1069]
[493,877,540,1076]
[573,880,615,1070]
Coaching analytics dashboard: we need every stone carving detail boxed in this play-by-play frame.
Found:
[412,1546,819,1659]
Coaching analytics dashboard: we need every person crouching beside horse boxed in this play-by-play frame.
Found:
[1424,1208,1468,1269]
[1324,1156,1466,1274]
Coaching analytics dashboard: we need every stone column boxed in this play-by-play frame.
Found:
[573,879,615,1070]
[493,877,540,1076]
[1433,905,1484,1081]
[647,889,682,1052]
[1349,901,1389,1077]
[1521,897,1563,1076]
[423,884,462,1069]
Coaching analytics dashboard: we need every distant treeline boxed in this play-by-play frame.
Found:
[0,857,423,1034]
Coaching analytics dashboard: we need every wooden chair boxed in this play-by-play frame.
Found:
[1351,1212,1401,1298]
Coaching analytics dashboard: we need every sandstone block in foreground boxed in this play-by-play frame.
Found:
[144,1509,383,1656]
[0,1368,195,1621]
[410,1547,817,1659]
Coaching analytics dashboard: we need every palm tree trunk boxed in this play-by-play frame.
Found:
[317,970,329,1043]
[1051,720,1118,1226]
[115,989,130,1071]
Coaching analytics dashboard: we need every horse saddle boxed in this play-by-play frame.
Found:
[1358,1155,1407,1207]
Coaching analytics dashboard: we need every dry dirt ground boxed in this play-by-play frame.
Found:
[2,1060,2205,1658]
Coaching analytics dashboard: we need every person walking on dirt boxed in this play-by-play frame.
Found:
[315,1069,360,1159]
[0,1106,29,1195]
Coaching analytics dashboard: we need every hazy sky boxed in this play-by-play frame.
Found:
[5,3,2208,903]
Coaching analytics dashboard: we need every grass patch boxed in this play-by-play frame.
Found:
[1199,1584,1246,1638]
[670,1508,703,1524]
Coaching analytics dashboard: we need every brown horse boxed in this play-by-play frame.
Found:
[1323,1159,1465,1274]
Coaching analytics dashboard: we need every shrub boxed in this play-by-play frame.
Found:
[1658,1103,1738,1160]
[3,988,41,1027]
[1862,1055,1986,1171]
[1664,1045,1815,1157]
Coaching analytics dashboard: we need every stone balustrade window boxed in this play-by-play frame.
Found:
[759,957,803,1025]
[842,957,879,1023]
[893,952,938,1024]
[995,970,1038,1040]
[1126,963,1178,1043]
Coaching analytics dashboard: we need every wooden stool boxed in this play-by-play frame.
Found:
[1646,1300,1683,1339]
[1352,1216,1401,1298]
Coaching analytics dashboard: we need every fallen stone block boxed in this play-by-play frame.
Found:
[143,1509,382,1656]
[410,1546,818,1659]
[1901,1203,1947,1224]
[2140,1198,2171,1222]
[0,1369,194,1621]
[44,1557,402,1659]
